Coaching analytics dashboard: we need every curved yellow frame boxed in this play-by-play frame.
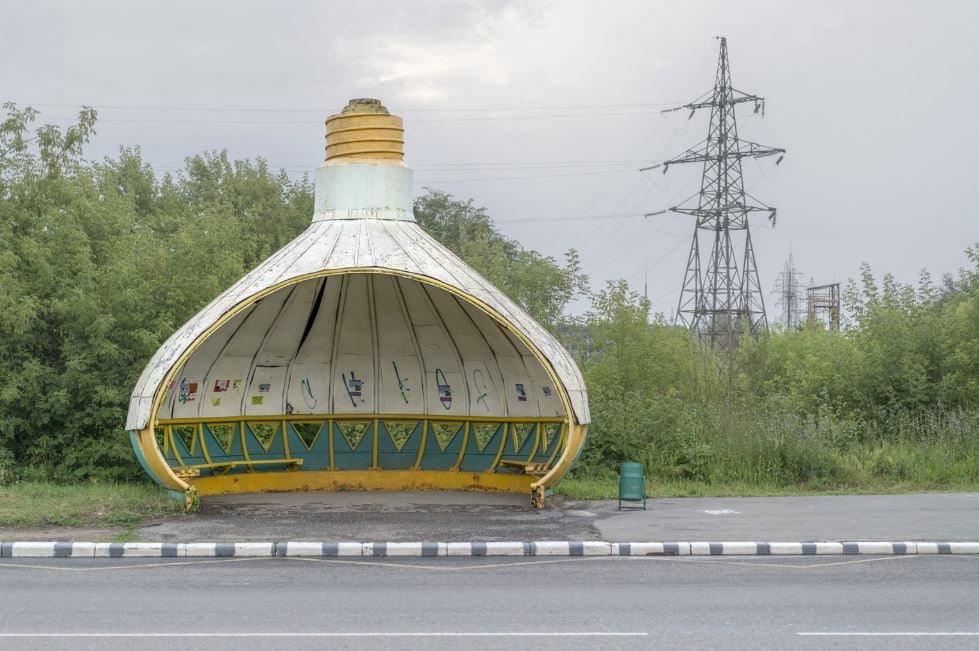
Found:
[133,267,587,500]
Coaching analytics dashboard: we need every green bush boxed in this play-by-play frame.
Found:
[2,104,977,491]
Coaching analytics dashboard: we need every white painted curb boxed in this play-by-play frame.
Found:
[2,541,978,558]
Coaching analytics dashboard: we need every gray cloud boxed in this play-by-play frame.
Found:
[2,0,976,317]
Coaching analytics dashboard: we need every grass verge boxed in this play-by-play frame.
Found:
[555,476,979,500]
[0,481,185,531]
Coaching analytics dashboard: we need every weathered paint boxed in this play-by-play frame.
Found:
[190,468,535,497]
[127,98,589,501]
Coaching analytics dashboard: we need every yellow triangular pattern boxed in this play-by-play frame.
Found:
[209,423,237,454]
[512,423,535,452]
[385,422,417,452]
[472,423,500,452]
[291,422,323,451]
[248,422,278,452]
[431,422,462,452]
[545,423,562,450]
[337,421,370,451]
[173,425,197,455]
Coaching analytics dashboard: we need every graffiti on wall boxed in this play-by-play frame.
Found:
[435,368,452,410]
[392,361,411,404]
[472,368,490,412]
[342,371,364,408]
[300,376,318,410]
[178,379,199,404]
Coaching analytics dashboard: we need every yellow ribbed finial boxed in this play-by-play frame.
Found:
[324,98,404,164]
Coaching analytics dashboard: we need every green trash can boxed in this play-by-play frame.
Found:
[618,462,647,510]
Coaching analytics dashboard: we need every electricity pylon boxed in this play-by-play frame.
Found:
[772,251,805,330]
[644,37,785,352]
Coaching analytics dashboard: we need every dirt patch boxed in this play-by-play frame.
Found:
[138,491,603,542]
[0,526,129,542]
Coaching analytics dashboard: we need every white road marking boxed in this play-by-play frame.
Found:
[0,552,949,575]
[799,632,979,637]
[688,554,922,570]
[285,555,615,571]
[703,509,740,515]
[0,557,271,572]
[0,632,648,638]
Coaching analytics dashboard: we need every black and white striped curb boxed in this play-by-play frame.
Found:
[2,541,979,558]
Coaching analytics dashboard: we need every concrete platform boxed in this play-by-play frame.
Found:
[129,491,979,543]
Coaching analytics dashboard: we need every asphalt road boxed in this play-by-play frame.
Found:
[123,491,979,544]
[1,554,978,650]
[593,492,979,542]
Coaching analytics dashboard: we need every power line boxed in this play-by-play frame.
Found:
[140,159,660,172]
[418,167,637,183]
[586,224,689,275]
[34,111,665,126]
[494,212,645,224]
[13,100,692,114]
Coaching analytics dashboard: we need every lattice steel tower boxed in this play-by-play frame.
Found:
[773,252,805,330]
[644,37,785,350]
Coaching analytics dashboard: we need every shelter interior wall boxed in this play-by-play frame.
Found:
[159,274,564,421]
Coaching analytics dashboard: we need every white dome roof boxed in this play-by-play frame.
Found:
[126,216,589,431]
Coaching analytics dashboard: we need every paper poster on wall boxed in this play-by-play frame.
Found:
[172,375,204,419]
[435,368,452,409]
[523,355,562,417]
[178,379,199,404]
[245,366,287,416]
[333,354,374,413]
[425,368,465,416]
[515,383,528,402]
[342,372,363,406]
[496,356,538,417]
[201,357,251,418]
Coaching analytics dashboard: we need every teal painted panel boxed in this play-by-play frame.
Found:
[238,422,296,472]
[286,422,330,471]
[533,423,563,463]
[499,423,537,461]
[459,423,505,472]
[202,423,247,474]
[129,431,169,489]
[332,421,374,470]
[157,428,182,467]
[420,422,464,470]
[244,422,286,458]
[168,425,210,476]
[377,421,423,470]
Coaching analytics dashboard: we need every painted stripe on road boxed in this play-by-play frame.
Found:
[799,632,979,637]
[0,632,649,638]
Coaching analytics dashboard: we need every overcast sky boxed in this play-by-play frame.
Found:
[3,0,977,319]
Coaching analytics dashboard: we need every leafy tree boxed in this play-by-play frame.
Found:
[1,102,976,487]
[414,189,587,329]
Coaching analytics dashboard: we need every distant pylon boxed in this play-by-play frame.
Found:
[772,252,805,329]
[643,37,785,350]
